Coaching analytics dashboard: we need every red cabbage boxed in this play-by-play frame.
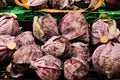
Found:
[30,55,63,80]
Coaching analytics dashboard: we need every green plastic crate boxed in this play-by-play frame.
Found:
[0,3,120,22]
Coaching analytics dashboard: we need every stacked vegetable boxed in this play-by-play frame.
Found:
[0,12,90,80]
[6,31,43,78]
[0,13,43,78]
[0,11,120,80]
[32,12,90,80]
[14,0,97,10]
[91,14,120,79]
[0,14,21,67]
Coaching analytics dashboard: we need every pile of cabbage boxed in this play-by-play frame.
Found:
[1,12,120,80]
[0,13,90,80]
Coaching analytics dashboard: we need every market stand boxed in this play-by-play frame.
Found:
[0,1,120,80]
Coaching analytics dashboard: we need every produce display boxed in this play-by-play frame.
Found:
[0,0,120,80]
[0,12,90,80]
[14,0,100,10]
